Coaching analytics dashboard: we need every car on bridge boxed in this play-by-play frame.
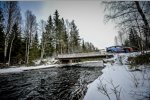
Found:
[106,46,124,53]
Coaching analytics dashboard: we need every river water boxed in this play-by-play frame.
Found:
[0,65,103,100]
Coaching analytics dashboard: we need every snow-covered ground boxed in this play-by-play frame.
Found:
[0,57,61,74]
[33,57,58,65]
[84,52,150,100]
[0,64,59,74]
[0,59,104,74]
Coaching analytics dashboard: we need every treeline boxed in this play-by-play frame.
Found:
[103,1,150,51]
[0,1,99,66]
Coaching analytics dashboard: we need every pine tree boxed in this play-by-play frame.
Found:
[81,39,86,52]
[124,39,130,47]
[129,28,140,49]
[70,20,80,53]
[53,10,60,54]
[45,15,54,56]
[63,29,69,54]
[29,32,40,62]
[60,18,68,54]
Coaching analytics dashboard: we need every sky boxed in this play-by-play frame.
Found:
[19,0,118,49]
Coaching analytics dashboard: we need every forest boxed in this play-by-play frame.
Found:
[0,1,99,66]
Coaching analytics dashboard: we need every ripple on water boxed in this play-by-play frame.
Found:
[0,66,103,100]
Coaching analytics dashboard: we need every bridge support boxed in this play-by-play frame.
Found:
[59,59,80,64]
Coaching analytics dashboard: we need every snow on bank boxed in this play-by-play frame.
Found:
[0,60,103,74]
[104,52,141,65]
[0,57,60,74]
[0,64,58,74]
[84,53,150,100]
[33,57,58,65]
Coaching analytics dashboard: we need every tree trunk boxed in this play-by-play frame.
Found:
[8,33,15,66]
[134,1,150,49]
[25,33,30,66]
[134,1,150,30]
[40,38,45,63]
[26,35,30,66]
[4,38,8,64]
[4,32,10,65]
[135,16,144,53]
[25,37,28,65]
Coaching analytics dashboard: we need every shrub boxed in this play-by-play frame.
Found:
[129,53,150,65]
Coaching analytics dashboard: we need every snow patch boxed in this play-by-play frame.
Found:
[33,57,58,65]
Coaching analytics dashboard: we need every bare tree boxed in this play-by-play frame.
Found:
[24,10,37,65]
[8,23,21,66]
[103,1,150,50]
[2,1,21,65]
[134,1,150,50]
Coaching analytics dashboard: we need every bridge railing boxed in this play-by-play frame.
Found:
[57,52,110,59]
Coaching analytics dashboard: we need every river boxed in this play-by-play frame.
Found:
[0,65,103,100]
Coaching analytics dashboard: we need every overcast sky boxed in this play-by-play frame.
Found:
[19,0,118,49]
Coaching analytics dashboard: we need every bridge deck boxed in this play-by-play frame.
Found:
[57,52,113,59]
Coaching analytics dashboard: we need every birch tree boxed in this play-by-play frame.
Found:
[0,8,4,63]
[8,23,18,66]
[2,1,21,65]
[24,10,37,65]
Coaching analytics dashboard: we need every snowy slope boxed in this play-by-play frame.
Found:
[84,53,150,100]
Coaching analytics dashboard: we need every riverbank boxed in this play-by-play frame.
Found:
[84,53,150,100]
[0,60,104,74]
[0,64,57,74]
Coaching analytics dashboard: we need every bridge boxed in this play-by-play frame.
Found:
[56,52,113,63]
